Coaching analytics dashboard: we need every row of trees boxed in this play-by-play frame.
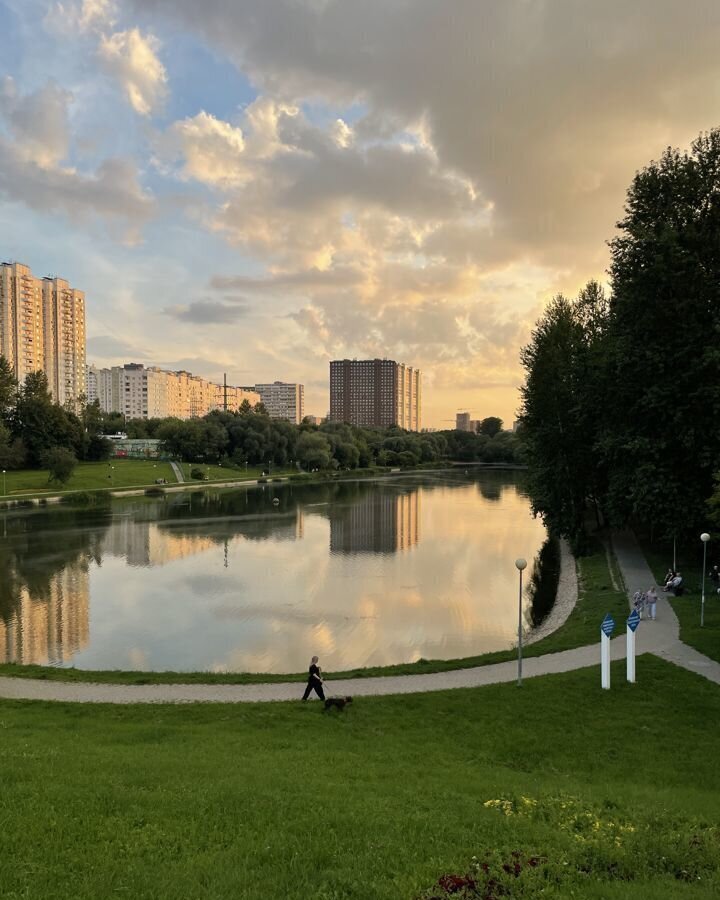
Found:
[520,128,720,551]
[154,410,521,470]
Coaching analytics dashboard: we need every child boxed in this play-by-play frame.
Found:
[633,590,646,619]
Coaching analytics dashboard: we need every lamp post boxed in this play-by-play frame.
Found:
[515,557,528,686]
[701,533,711,627]
[2,469,5,496]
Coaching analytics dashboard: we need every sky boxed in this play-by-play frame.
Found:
[1,1,719,427]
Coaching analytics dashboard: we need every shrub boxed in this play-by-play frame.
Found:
[144,486,166,497]
[257,476,268,484]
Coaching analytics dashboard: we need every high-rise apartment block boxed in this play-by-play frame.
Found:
[86,364,260,419]
[329,359,421,431]
[0,261,86,407]
[254,382,305,423]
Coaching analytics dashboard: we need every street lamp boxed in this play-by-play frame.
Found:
[2,469,5,496]
[515,557,528,686]
[701,533,711,627]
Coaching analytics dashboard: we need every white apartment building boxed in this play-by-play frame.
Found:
[86,364,260,419]
[254,382,305,424]
[0,261,86,407]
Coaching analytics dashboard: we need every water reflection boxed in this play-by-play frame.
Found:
[329,490,419,554]
[0,508,109,664]
[0,474,545,672]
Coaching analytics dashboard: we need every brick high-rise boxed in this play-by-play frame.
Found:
[329,359,421,431]
[0,261,86,408]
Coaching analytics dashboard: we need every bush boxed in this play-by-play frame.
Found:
[42,447,77,485]
[257,476,268,484]
[60,490,111,507]
[144,486,166,497]
[190,467,207,481]
[272,477,283,482]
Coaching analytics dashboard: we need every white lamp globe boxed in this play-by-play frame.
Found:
[515,557,528,571]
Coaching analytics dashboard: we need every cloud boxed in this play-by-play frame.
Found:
[44,0,116,35]
[210,266,364,293]
[0,77,72,167]
[98,28,168,116]
[164,111,246,186]
[0,79,155,241]
[163,299,249,323]
[87,334,149,358]
[138,0,720,277]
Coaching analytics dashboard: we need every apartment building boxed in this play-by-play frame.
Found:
[254,381,305,424]
[0,261,86,407]
[86,364,260,419]
[329,359,421,431]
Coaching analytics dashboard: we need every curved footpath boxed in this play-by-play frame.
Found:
[0,530,718,704]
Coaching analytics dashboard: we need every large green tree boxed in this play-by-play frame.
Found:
[520,294,600,551]
[603,129,720,537]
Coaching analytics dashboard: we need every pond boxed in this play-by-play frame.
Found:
[0,472,547,674]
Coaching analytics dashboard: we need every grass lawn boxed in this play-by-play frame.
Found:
[0,536,630,686]
[0,658,718,899]
[0,460,296,499]
[638,537,720,664]
[0,459,179,496]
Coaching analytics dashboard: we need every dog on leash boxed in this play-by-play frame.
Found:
[324,696,353,711]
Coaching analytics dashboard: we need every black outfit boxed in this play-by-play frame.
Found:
[302,663,325,701]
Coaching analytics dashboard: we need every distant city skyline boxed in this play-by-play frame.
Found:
[2,3,718,427]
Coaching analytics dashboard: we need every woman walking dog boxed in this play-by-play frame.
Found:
[301,655,325,701]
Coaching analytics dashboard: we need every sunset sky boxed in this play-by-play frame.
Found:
[1,0,719,426]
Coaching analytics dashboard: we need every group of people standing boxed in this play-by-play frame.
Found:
[633,587,659,621]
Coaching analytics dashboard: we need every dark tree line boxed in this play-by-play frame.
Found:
[154,410,521,470]
[520,128,720,551]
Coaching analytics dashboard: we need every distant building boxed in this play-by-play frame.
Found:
[303,415,321,425]
[329,359,421,431]
[456,412,471,431]
[85,364,260,419]
[1,261,86,408]
[254,382,305,424]
[512,419,521,433]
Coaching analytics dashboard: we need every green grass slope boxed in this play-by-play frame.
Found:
[1,657,718,899]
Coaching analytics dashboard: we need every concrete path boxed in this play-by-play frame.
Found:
[0,530,718,704]
[169,461,185,483]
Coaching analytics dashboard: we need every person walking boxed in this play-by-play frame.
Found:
[302,655,325,701]
[645,587,658,621]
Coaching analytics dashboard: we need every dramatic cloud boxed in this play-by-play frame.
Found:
[163,299,249,324]
[98,28,168,116]
[138,0,720,276]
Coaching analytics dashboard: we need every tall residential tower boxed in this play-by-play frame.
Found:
[329,359,421,431]
[0,261,86,407]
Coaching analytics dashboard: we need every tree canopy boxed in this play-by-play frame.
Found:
[520,128,720,548]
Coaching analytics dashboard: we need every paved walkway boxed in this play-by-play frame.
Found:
[0,531,718,704]
[169,461,185,483]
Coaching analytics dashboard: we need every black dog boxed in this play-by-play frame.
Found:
[324,696,353,711]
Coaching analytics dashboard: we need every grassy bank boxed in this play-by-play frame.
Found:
[1,658,719,900]
[0,536,629,685]
[0,459,294,500]
[638,537,720,663]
